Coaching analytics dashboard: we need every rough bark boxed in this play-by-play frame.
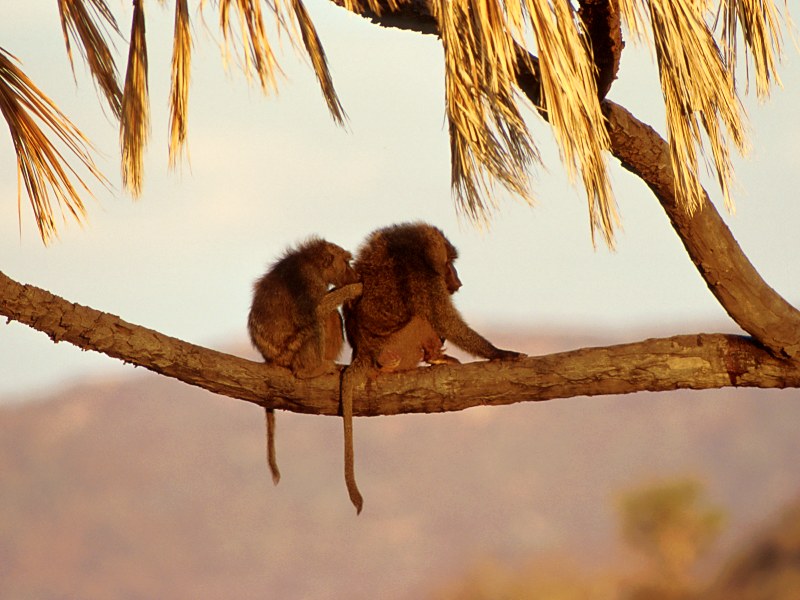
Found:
[577,0,623,99]
[2,270,799,417]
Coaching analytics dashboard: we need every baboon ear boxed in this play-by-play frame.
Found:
[321,247,335,267]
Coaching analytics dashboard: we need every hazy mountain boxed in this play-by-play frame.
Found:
[2,330,799,599]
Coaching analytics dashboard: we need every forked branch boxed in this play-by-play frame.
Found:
[601,101,800,360]
[330,0,800,361]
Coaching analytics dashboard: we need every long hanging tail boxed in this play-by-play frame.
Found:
[265,408,281,485]
[340,363,365,514]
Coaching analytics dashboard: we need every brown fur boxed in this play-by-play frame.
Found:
[249,238,359,377]
[345,222,522,363]
[248,238,360,484]
[375,315,460,372]
[339,222,523,513]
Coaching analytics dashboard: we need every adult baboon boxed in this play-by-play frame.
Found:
[340,222,523,512]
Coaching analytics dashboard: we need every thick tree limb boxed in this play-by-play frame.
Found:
[2,270,798,417]
[602,101,800,360]
[3,1,798,420]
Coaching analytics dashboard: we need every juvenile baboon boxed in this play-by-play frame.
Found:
[248,238,361,484]
[375,315,460,372]
[339,222,523,512]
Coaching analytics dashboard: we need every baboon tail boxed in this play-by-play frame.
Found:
[265,408,281,485]
[341,363,365,514]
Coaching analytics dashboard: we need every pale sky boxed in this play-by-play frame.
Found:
[1,3,799,399]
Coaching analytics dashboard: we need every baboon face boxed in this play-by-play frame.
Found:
[323,243,359,288]
[445,256,462,294]
[427,229,462,294]
[444,262,461,294]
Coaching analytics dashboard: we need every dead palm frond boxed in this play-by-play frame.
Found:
[289,0,346,125]
[201,0,348,120]
[56,0,123,119]
[7,0,793,244]
[617,0,790,215]
[120,0,150,197]
[434,0,617,244]
[169,0,192,168]
[624,0,748,213]
[718,0,784,97]
[435,0,539,222]
[523,0,617,245]
[652,0,747,213]
[213,0,281,93]
[0,48,106,243]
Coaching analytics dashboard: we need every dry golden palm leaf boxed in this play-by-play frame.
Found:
[215,0,281,93]
[169,0,192,168]
[121,0,150,197]
[202,0,346,116]
[718,0,784,97]
[57,0,123,120]
[522,0,617,245]
[617,0,790,215]
[616,0,650,40]
[289,0,347,125]
[434,0,539,222]
[434,0,616,244]
[0,48,106,243]
[649,0,747,213]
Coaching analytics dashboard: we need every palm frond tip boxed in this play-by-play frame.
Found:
[719,0,784,97]
[120,0,150,197]
[650,0,747,214]
[291,0,346,125]
[0,49,106,243]
[57,0,123,119]
[169,0,192,168]
[437,0,539,221]
[217,0,281,92]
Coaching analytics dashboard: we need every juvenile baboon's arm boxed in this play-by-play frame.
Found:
[317,283,363,317]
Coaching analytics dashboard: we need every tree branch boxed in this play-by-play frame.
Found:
[602,101,800,360]
[2,270,798,418]
[510,45,800,359]
[327,0,437,35]
[4,1,798,420]
[577,0,623,99]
